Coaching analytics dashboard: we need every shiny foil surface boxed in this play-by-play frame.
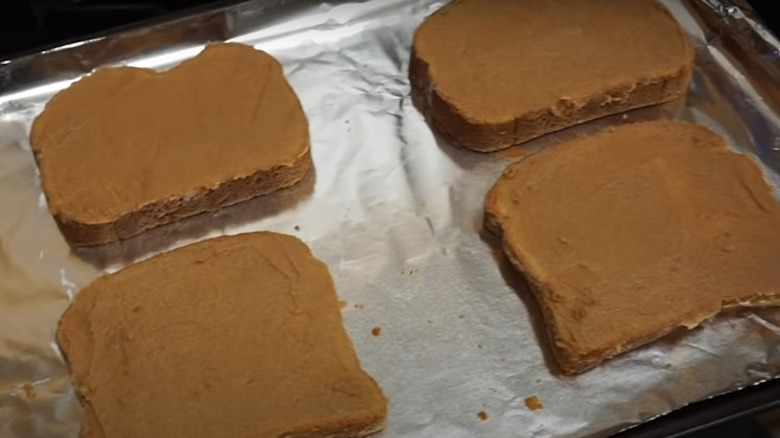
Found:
[1,0,780,437]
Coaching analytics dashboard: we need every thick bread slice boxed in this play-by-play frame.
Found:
[30,43,311,246]
[57,232,387,438]
[411,0,694,152]
[485,121,780,374]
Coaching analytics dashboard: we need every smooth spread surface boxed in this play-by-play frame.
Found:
[487,121,780,374]
[31,43,309,224]
[56,232,387,438]
[413,0,693,144]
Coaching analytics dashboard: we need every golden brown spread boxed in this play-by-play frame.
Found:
[487,121,780,374]
[30,43,309,225]
[415,0,690,121]
[524,396,543,411]
[411,0,693,150]
[57,232,387,438]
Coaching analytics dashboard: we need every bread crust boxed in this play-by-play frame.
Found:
[50,149,312,246]
[411,0,695,152]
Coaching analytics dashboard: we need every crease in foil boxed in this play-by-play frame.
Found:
[1,0,780,437]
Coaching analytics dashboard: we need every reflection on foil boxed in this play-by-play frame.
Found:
[1,0,780,437]
[696,0,780,97]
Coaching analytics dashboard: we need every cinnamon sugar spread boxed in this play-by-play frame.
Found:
[410,0,694,150]
[486,121,780,374]
[57,232,387,437]
[30,43,310,244]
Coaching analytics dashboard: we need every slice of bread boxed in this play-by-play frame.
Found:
[410,0,694,152]
[57,232,387,438]
[30,43,311,246]
[485,121,780,374]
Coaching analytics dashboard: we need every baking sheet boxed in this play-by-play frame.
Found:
[2,0,780,437]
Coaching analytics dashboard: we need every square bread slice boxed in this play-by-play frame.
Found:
[57,232,387,438]
[485,121,780,374]
[411,0,694,152]
[30,43,311,246]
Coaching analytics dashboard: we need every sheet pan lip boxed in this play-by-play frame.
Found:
[613,376,780,438]
[2,0,780,437]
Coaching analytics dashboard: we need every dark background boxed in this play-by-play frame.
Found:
[1,0,780,437]
[0,0,225,59]
[0,0,778,60]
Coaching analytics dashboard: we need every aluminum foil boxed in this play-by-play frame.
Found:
[1,0,780,437]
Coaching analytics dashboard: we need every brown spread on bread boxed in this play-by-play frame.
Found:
[411,0,694,151]
[31,43,311,246]
[486,121,780,374]
[57,232,387,438]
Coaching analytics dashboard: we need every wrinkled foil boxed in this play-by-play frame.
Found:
[1,1,780,437]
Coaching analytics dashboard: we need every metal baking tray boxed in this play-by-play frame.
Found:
[1,0,779,437]
[618,376,780,437]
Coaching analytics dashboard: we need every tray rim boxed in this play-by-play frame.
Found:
[1,1,779,437]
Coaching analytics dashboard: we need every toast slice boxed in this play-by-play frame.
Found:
[57,232,387,438]
[30,43,311,246]
[485,121,780,374]
[410,0,694,152]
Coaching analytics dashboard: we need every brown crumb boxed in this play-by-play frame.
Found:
[458,314,464,319]
[354,303,364,309]
[294,225,300,231]
[664,363,673,370]
[22,383,36,401]
[339,301,348,309]
[371,326,382,337]
[524,395,543,411]
[477,410,488,421]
